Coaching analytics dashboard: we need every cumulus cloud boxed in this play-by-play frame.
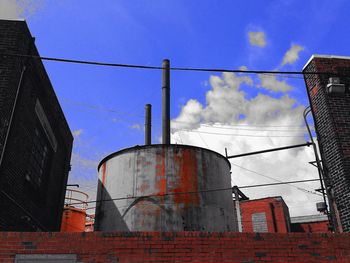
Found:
[171,72,322,217]
[239,66,248,71]
[258,74,293,92]
[0,0,44,19]
[248,31,266,47]
[71,153,99,170]
[130,123,142,130]
[0,0,18,19]
[72,129,84,138]
[172,99,203,130]
[281,44,304,66]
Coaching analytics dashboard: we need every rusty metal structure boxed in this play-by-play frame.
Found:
[61,189,94,232]
[94,59,236,231]
[94,144,236,231]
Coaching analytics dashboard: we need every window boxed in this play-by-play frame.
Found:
[252,212,268,232]
[25,126,51,190]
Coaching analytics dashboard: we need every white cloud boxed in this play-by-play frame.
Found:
[69,153,99,205]
[71,153,98,170]
[258,74,293,92]
[171,72,322,217]
[248,31,266,47]
[0,0,44,19]
[281,44,304,66]
[172,99,203,130]
[72,129,84,138]
[130,123,142,130]
[0,0,18,19]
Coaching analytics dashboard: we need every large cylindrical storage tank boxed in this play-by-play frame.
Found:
[95,144,236,232]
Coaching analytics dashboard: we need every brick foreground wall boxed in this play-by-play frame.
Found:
[0,232,350,262]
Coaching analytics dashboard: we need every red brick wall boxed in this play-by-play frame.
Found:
[240,197,290,233]
[291,220,330,233]
[0,232,350,262]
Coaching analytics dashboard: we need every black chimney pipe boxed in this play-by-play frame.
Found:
[162,59,170,144]
[145,104,152,145]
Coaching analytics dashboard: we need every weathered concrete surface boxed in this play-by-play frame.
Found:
[95,144,236,232]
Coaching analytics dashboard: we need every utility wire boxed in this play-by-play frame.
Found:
[178,129,305,138]
[200,124,308,132]
[172,120,310,128]
[61,97,144,118]
[61,98,310,134]
[68,178,320,206]
[0,53,344,76]
[230,162,321,196]
[239,179,320,189]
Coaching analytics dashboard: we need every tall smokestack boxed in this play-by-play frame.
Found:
[162,59,170,144]
[145,104,152,145]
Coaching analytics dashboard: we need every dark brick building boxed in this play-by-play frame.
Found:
[0,19,73,231]
[303,55,350,232]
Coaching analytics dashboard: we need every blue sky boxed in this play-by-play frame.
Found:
[2,0,350,215]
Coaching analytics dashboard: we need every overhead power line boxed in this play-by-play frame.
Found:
[172,120,311,128]
[60,97,311,134]
[178,129,305,138]
[0,53,344,76]
[230,162,321,196]
[239,179,319,189]
[67,178,320,206]
[200,124,308,132]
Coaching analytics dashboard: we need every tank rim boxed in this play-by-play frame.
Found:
[97,144,231,171]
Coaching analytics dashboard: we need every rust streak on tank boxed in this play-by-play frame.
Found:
[173,148,199,207]
[155,148,166,196]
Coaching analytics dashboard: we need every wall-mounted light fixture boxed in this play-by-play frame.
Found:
[327,77,345,95]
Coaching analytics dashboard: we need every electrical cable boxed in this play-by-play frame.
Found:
[177,129,305,138]
[61,97,310,135]
[67,178,320,206]
[0,53,344,76]
[199,124,308,132]
[230,162,322,196]
[172,120,311,128]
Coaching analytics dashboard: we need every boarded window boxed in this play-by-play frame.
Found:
[252,212,268,232]
[15,254,77,263]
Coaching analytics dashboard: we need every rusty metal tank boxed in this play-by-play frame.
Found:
[60,189,88,232]
[94,144,236,232]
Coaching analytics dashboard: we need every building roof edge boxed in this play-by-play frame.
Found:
[0,18,26,22]
[303,54,350,71]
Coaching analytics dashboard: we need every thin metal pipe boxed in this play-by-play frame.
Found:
[303,106,335,231]
[162,59,170,144]
[145,104,152,145]
[226,142,312,159]
[232,186,243,232]
[0,65,26,168]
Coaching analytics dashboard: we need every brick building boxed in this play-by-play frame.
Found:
[303,55,350,232]
[0,19,73,231]
[291,214,330,233]
[240,196,291,233]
